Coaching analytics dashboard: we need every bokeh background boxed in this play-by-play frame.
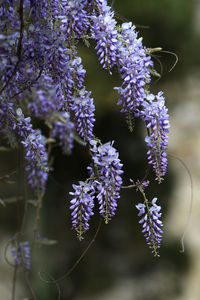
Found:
[1,0,200,299]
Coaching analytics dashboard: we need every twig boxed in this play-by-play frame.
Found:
[24,272,37,300]
[121,166,150,189]
[11,266,18,300]
[159,50,178,72]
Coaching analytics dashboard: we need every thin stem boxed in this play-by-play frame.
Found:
[168,153,193,253]
[11,266,17,300]
[121,166,150,189]
[159,50,178,72]
[24,272,37,300]
[20,157,28,234]
[32,192,44,249]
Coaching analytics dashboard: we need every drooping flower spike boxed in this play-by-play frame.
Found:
[88,139,123,224]
[11,241,31,270]
[142,92,170,182]
[136,198,163,257]
[69,181,95,240]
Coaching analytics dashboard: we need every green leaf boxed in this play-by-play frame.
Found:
[73,134,86,146]
[1,196,23,204]
[0,199,6,207]
[83,38,90,48]
[45,138,56,144]
[28,200,39,207]
[0,147,11,152]
[36,239,58,246]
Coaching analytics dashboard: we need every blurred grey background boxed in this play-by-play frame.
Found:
[0,0,200,299]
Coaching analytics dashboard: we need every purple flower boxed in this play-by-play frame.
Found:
[71,88,95,143]
[15,108,49,194]
[59,0,89,39]
[69,181,95,240]
[114,22,153,117]
[88,140,123,223]
[11,241,31,270]
[60,52,87,110]
[28,74,58,118]
[142,92,170,182]
[0,98,16,145]
[51,112,75,155]
[136,198,163,256]
[90,0,118,73]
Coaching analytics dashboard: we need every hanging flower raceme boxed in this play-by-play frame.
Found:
[61,51,87,109]
[15,108,49,194]
[90,0,118,73]
[136,197,163,257]
[88,139,123,224]
[69,181,95,240]
[141,92,170,182]
[50,112,75,155]
[0,98,16,146]
[71,88,95,143]
[59,0,89,40]
[28,74,58,118]
[114,22,153,117]
[11,241,31,270]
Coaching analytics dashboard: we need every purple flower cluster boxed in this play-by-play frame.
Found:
[136,198,163,256]
[15,108,48,193]
[69,139,123,238]
[142,92,170,182]
[28,74,58,118]
[0,98,16,146]
[1,0,171,255]
[11,241,31,270]
[114,22,153,115]
[90,10,170,180]
[59,0,89,39]
[91,0,118,73]
[71,88,95,142]
[89,140,123,223]
[51,112,75,155]
[69,181,95,240]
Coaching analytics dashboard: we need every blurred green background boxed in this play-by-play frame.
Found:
[0,0,199,299]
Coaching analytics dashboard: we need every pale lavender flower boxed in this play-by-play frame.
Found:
[28,74,58,118]
[59,0,89,39]
[15,108,49,193]
[71,88,95,142]
[136,198,163,256]
[51,112,75,155]
[114,22,153,116]
[91,0,118,73]
[69,181,95,240]
[88,140,123,223]
[142,92,170,182]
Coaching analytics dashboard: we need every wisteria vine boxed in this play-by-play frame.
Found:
[0,1,171,287]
